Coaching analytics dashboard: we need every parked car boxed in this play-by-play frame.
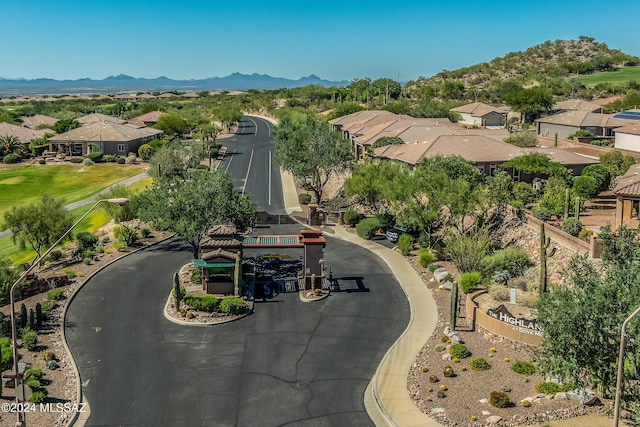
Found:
[386,225,416,243]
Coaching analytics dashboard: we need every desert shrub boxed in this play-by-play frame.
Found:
[491,270,511,285]
[114,224,138,246]
[343,209,359,227]
[469,357,491,371]
[75,231,99,253]
[24,368,43,381]
[140,228,151,238]
[38,158,46,165]
[578,228,594,242]
[531,206,552,221]
[434,344,447,352]
[298,193,312,204]
[418,248,436,267]
[1,344,13,371]
[397,234,414,256]
[39,349,56,361]
[83,257,92,265]
[504,131,538,147]
[47,250,63,262]
[116,157,125,164]
[114,241,126,251]
[190,268,202,284]
[63,268,76,279]
[481,247,532,277]
[490,391,511,408]
[219,297,247,315]
[101,236,110,244]
[29,389,48,403]
[103,154,118,163]
[511,360,536,375]
[81,249,94,259]
[459,271,482,293]
[183,295,220,312]
[428,262,439,272]
[535,381,562,394]
[569,129,593,140]
[126,155,137,164]
[517,292,539,308]
[444,227,491,273]
[95,245,105,253]
[21,328,38,351]
[561,218,583,237]
[488,284,510,301]
[448,343,470,359]
[512,182,538,205]
[82,158,94,166]
[590,139,610,146]
[47,288,66,301]
[40,300,58,312]
[3,153,21,164]
[356,217,380,240]
[374,212,395,232]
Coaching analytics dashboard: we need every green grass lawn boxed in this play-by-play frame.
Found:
[0,162,146,218]
[575,66,640,86]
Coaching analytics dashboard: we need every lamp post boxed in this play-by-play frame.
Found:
[613,304,640,427]
[8,198,128,427]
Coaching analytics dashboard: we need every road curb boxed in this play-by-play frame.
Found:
[63,234,176,427]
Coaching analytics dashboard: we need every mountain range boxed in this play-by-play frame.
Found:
[0,73,350,97]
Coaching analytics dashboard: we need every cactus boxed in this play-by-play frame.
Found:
[450,281,459,330]
[173,272,181,312]
[575,196,580,219]
[35,303,43,328]
[554,133,558,147]
[539,223,556,294]
[564,188,570,219]
[29,308,35,330]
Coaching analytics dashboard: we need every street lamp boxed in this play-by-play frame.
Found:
[8,198,129,427]
[613,304,640,427]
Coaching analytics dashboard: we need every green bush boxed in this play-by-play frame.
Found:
[356,217,380,240]
[183,295,220,312]
[171,285,186,300]
[75,231,99,253]
[29,390,48,403]
[562,218,583,237]
[397,234,414,256]
[24,368,43,381]
[459,271,482,293]
[38,158,46,165]
[572,175,599,199]
[114,224,138,246]
[116,157,125,164]
[138,143,155,161]
[114,241,126,251]
[1,345,13,371]
[69,157,83,163]
[448,343,471,359]
[535,381,562,394]
[219,297,247,315]
[343,209,359,227]
[489,391,511,408]
[190,268,202,284]
[298,193,312,204]
[511,360,536,375]
[374,212,395,232]
[21,328,38,351]
[531,206,552,221]
[81,249,94,259]
[2,153,21,164]
[95,245,105,253]
[418,248,436,267]
[444,228,491,273]
[47,250,63,262]
[578,228,594,242]
[428,262,439,272]
[86,151,104,161]
[141,228,151,238]
[568,129,593,140]
[47,288,66,301]
[480,247,532,277]
[104,154,118,163]
[469,357,491,371]
[40,300,58,312]
[512,182,538,205]
[63,268,76,279]
[590,139,610,146]
[82,158,94,166]
[582,164,611,192]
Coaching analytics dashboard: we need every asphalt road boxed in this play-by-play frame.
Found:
[65,117,411,426]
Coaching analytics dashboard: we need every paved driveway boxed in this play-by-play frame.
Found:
[65,225,409,426]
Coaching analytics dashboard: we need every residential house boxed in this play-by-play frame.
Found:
[535,110,635,140]
[450,102,509,127]
[48,120,162,156]
[613,163,640,229]
[614,124,640,153]
[20,114,59,130]
[553,99,603,113]
[372,134,596,182]
[0,122,51,145]
[76,113,126,125]
[125,111,167,128]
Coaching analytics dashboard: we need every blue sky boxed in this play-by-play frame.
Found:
[2,0,639,82]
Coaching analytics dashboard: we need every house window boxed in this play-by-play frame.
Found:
[117,144,126,153]
[513,168,520,182]
[489,163,497,176]
[476,165,485,174]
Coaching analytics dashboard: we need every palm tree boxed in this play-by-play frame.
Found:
[0,135,21,156]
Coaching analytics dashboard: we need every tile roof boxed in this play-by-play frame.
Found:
[613,163,640,196]
[20,114,58,129]
[201,248,238,261]
[0,122,51,144]
[125,110,166,127]
[592,96,621,106]
[451,102,509,116]
[614,125,640,136]
[535,111,635,128]
[373,135,597,167]
[47,120,162,143]
[76,113,125,125]
[554,99,602,112]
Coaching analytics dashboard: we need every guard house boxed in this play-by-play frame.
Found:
[194,226,327,295]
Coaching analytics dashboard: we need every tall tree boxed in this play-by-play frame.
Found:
[505,88,554,122]
[343,161,398,212]
[153,114,190,139]
[136,170,257,259]
[537,225,640,414]
[273,114,352,203]
[3,194,74,260]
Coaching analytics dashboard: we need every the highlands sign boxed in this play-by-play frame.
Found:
[487,305,543,337]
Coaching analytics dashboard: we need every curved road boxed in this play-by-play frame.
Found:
[65,116,410,426]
